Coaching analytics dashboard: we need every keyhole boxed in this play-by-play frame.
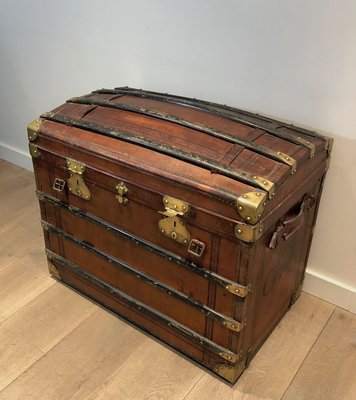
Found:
[77,178,80,186]
[173,221,176,228]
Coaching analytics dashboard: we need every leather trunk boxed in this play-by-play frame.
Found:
[28,87,333,383]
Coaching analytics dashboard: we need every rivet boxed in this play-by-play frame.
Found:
[85,196,89,199]
[161,229,165,233]
[243,195,247,198]
[286,157,290,161]
[263,202,267,206]
[253,176,257,179]
[277,151,281,155]
[238,206,243,211]
[258,214,261,218]
[298,136,302,140]
[164,199,169,204]
[231,324,237,329]
[69,188,72,191]
[227,355,232,360]
[235,288,240,293]
[256,192,261,196]
[259,228,263,233]
[236,229,242,234]
[306,141,310,145]
[182,205,187,211]
[246,216,251,221]
[173,204,177,209]
[183,239,188,244]
[180,220,184,225]
[263,180,267,185]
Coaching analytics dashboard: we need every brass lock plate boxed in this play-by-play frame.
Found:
[158,216,191,245]
[66,159,91,200]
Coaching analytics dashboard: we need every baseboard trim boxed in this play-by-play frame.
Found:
[304,268,356,314]
[0,142,33,171]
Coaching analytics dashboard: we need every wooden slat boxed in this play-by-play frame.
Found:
[0,283,97,391]
[282,308,356,400]
[184,293,335,400]
[0,309,147,400]
[0,261,54,324]
[82,339,204,400]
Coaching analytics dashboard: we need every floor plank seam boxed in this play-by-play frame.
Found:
[181,372,206,400]
[0,280,56,327]
[279,307,336,400]
[0,300,98,394]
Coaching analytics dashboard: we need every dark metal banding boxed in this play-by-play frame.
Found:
[47,250,239,363]
[112,87,327,141]
[68,97,296,171]
[94,88,318,154]
[41,112,274,195]
[37,191,249,298]
[42,221,243,332]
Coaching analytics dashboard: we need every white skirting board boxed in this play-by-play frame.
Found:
[1,143,355,315]
[304,269,356,314]
[0,142,33,171]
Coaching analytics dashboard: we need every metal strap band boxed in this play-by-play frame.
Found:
[112,86,329,142]
[41,112,275,196]
[42,221,244,333]
[46,250,240,364]
[37,191,249,297]
[95,88,317,156]
[68,97,296,172]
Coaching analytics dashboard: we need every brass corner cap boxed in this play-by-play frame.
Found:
[236,190,267,224]
[27,118,43,142]
[235,222,264,243]
[325,137,334,154]
[28,142,41,158]
[213,362,245,383]
[251,176,275,199]
[275,151,297,174]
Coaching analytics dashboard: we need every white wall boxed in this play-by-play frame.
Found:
[1,0,355,312]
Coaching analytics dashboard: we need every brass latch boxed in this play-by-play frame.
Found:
[66,159,91,200]
[158,196,191,245]
[115,182,129,205]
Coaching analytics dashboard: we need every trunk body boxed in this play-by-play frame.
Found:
[28,87,332,383]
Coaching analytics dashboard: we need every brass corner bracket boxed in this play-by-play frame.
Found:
[47,260,62,280]
[213,361,245,383]
[252,176,275,198]
[29,143,41,158]
[235,222,263,243]
[27,118,43,142]
[275,151,297,174]
[236,190,267,224]
[325,137,334,155]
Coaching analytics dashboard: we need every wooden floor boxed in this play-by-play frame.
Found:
[0,159,355,400]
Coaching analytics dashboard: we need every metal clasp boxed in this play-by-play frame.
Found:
[115,182,129,205]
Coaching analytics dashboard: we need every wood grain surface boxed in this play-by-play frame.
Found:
[0,160,354,400]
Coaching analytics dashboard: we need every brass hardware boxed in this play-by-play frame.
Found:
[66,159,91,200]
[234,222,264,243]
[115,182,129,205]
[225,283,250,298]
[159,216,191,245]
[325,137,334,155]
[29,143,41,158]
[222,319,243,332]
[213,362,245,383]
[236,190,267,224]
[187,239,206,257]
[27,118,42,142]
[251,176,275,198]
[275,151,297,173]
[47,260,61,280]
[53,178,66,192]
[218,352,239,363]
[296,136,316,157]
[325,157,331,172]
[159,196,191,245]
[160,196,190,217]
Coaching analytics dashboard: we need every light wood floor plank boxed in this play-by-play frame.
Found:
[83,337,205,400]
[0,261,55,323]
[0,283,97,391]
[282,308,356,400]
[184,293,335,400]
[0,309,147,400]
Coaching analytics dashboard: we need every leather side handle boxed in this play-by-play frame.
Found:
[268,195,315,249]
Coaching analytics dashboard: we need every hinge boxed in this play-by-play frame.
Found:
[213,361,245,383]
[225,283,250,298]
[66,159,91,200]
[235,222,264,243]
[236,190,267,224]
[251,176,275,198]
[27,118,42,142]
[29,143,41,158]
[115,182,129,205]
[160,195,190,217]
